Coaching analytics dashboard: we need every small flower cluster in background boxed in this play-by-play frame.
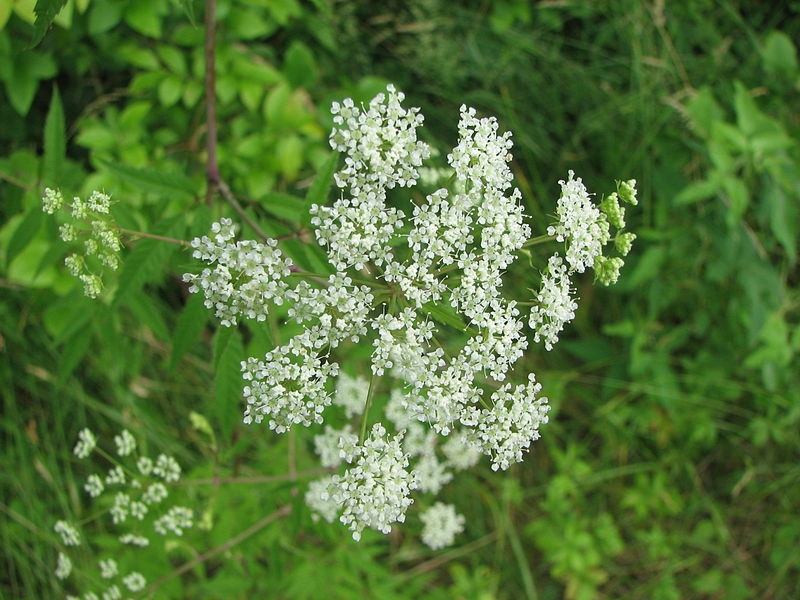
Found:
[54,428,194,598]
[41,188,121,298]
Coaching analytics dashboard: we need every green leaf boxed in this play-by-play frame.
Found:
[58,324,92,380]
[722,176,748,220]
[283,41,317,88]
[260,191,305,224]
[170,293,209,370]
[125,0,163,37]
[158,74,183,107]
[213,327,243,438]
[125,290,170,341]
[766,181,797,263]
[88,1,123,34]
[762,31,798,79]
[42,85,64,184]
[31,0,67,46]
[673,177,720,206]
[113,220,183,306]
[421,302,469,332]
[100,160,196,199]
[303,152,338,220]
[6,206,42,267]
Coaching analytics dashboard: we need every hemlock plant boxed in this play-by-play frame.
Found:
[42,84,637,584]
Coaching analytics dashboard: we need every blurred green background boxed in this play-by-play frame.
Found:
[1,0,799,598]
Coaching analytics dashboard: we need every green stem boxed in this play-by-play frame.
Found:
[118,228,191,248]
[521,234,556,249]
[359,371,380,443]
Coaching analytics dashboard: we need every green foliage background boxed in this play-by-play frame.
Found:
[1,0,799,598]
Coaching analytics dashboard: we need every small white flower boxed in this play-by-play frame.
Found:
[110,493,130,524]
[73,428,96,459]
[305,477,338,523]
[152,454,181,483]
[54,521,81,546]
[332,372,370,419]
[142,482,168,505]
[420,503,465,550]
[313,425,358,468]
[113,430,136,457]
[136,456,154,475]
[84,474,104,498]
[55,552,72,579]
[122,572,146,592]
[414,452,452,495]
[42,187,64,214]
[441,431,481,471]
[154,506,193,536]
[105,466,125,486]
[99,558,118,579]
[118,533,149,547]
[102,585,121,600]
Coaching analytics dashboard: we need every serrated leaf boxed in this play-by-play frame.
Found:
[421,301,469,332]
[766,181,797,263]
[125,290,170,341]
[213,327,243,438]
[100,159,196,199]
[303,152,338,221]
[113,220,183,306]
[43,85,64,184]
[170,293,209,369]
[31,0,67,46]
[6,206,42,267]
[58,324,92,380]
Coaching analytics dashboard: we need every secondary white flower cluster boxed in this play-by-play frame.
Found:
[527,174,638,348]
[56,428,195,597]
[41,188,121,298]
[420,503,465,550]
[184,218,293,327]
[326,424,417,541]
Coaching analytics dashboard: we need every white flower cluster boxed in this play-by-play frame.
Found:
[41,188,121,298]
[168,85,636,546]
[327,424,417,541]
[184,218,293,327]
[55,429,194,596]
[527,173,638,347]
[420,503,465,550]
[528,255,577,351]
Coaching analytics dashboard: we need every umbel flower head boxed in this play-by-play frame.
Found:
[179,85,637,544]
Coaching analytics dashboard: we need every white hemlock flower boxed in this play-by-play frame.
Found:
[332,372,369,419]
[329,424,417,541]
[305,477,338,523]
[547,170,610,274]
[420,503,465,550]
[113,430,136,456]
[183,218,293,327]
[73,428,96,459]
[313,425,358,468]
[55,552,72,580]
[528,254,578,350]
[54,521,81,546]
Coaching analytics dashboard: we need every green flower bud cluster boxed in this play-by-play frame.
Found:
[41,188,121,298]
[594,179,638,286]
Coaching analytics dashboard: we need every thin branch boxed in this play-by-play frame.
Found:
[118,228,191,248]
[203,0,270,242]
[177,468,331,486]
[401,533,498,579]
[204,0,219,205]
[146,504,292,595]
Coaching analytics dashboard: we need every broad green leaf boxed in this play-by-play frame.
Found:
[673,177,720,206]
[170,293,209,370]
[100,160,196,199]
[42,85,64,184]
[125,0,163,37]
[766,181,797,262]
[158,74,183,107]
[6,205,42,267]
[261,191,305,224]
[31,0,67,46]
[88,0,123,34]
[685,87,724,139]
[213,327,243,438]
[761,31,798,79]
[58,324,92,380]
[722,176,748,220]
[421,301,469,332]
[303,152,338,220]
[125,290,170,341]
[276,135,303,179]
[283,41,317,88]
